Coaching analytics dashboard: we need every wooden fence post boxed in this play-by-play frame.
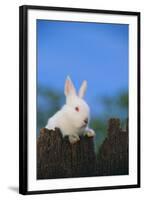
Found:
[96,118,128,175]
[37,128,96,179]
[37,118,128,179]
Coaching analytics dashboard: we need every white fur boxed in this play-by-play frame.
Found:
[45,76,95,144]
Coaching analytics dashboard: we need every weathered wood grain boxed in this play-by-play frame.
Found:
[37,118,128,179]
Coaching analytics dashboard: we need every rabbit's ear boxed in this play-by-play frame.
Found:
[78,80,87,98]
[64,76,76,96]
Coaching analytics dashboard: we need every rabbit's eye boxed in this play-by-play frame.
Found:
[75,106,79,112]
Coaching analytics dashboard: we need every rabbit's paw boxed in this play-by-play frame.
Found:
[69,134,80,144]
[85,128,95,137]
[46,125,56,131]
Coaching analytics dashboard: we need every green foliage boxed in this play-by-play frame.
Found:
[99,91,128,119]
[116,91,128,109]
[90,118,107,153]
[37,86,64,133]
[93,91,128,152]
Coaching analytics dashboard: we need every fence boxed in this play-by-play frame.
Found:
[37,118,128,179]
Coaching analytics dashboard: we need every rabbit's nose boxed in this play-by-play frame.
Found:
[84,118,88,124]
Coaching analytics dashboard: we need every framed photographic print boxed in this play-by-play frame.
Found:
[19,5,140,195]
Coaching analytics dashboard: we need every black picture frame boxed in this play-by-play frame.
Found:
[19,5,141,195]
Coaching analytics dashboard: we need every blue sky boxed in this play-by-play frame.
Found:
[37,20,128,116]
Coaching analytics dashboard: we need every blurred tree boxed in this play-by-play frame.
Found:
[116,91,128,109]
[37,86,64,134]
[91,90,128,153]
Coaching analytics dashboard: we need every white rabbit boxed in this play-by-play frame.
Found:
[45,76,95,144]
